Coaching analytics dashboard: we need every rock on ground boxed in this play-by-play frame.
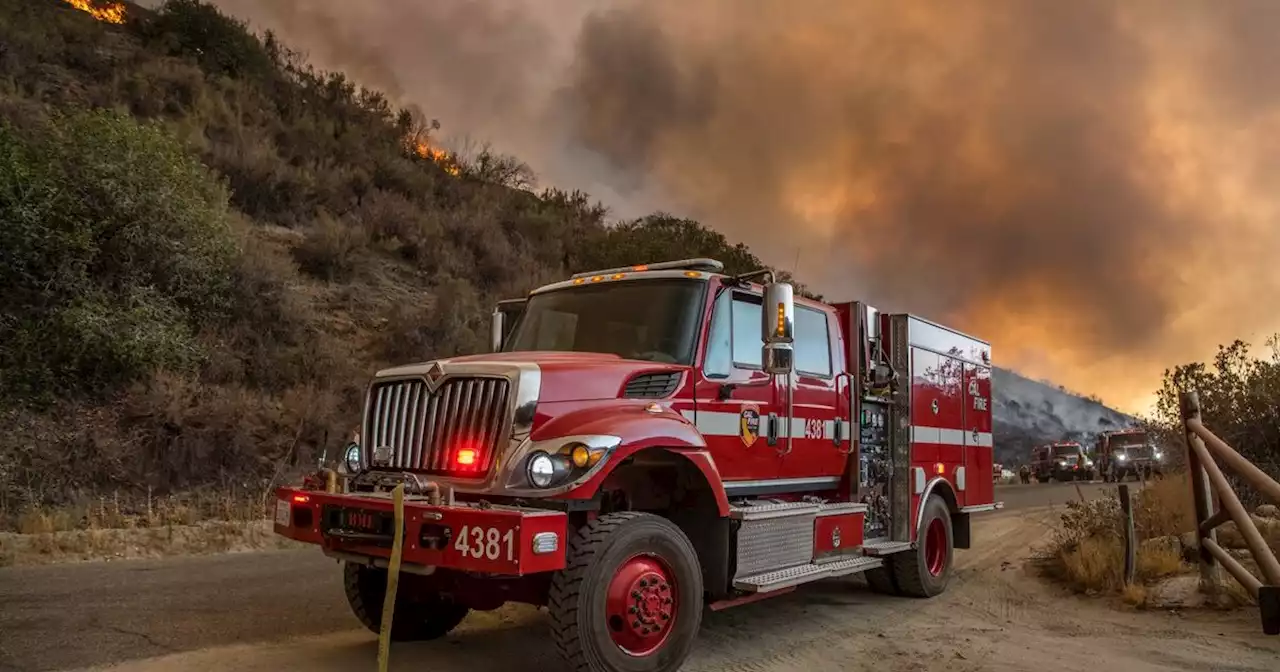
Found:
[1146,575,1209,609]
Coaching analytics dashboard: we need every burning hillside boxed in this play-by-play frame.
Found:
[991,367,1137,465]
[61,0,126,23]
[411,139,461,176]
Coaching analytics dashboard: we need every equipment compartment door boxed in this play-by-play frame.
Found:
[963,363,994,506]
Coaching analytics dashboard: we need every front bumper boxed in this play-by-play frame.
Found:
[273,487,568,576]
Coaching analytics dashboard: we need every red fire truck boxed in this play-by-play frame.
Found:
[274,258,1000,671]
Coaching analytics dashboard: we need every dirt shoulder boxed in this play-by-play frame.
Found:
[0,519,304,567]
[74,508,1280,672]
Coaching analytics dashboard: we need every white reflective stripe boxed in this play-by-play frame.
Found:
[911,425,939,444]
[911,426,994,448]
[967,432,994,447]
[681,409,739,436]
[723,476,841,492]
[682,410,850,440]
[955,466,966,492]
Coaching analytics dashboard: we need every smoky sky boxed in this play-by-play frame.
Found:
[207,0,1280,412]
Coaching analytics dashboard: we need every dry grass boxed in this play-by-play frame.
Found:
[6,488,268,534]
[1040,473,1194,598]
[1130,474,1195,539]
[0,489,294,567]
[1040,472,1280,611]
[1121,582,1148,606]
[0,520,304,568]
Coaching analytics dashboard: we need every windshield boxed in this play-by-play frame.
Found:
[1053,445,1080,458]
[1109,433,1147,451]
[504,279,706,364]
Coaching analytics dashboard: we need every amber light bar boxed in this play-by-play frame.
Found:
[569,258,724,279]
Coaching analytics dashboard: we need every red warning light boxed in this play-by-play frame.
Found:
[455,448,478,467]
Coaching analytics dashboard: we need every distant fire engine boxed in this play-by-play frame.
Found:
[274,258,1002,671]
[1094,428,1165,482]
[1030,441,1094,482]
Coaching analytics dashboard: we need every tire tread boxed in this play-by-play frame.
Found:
[342,563,468,642]
[548,511,701,672]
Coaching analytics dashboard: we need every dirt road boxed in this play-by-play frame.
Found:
[4,482,1277,671]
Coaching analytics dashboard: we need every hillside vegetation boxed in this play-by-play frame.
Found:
[3,1,1273,535]
[0,0,807,526]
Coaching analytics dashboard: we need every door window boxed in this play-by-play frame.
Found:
[794,306,832,377]
[704,290,764,377]
[730,296,763,368]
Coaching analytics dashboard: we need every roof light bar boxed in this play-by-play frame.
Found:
[569,258,724,280]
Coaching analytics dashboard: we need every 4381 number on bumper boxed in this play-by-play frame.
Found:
[273,488,568,575]
[453,525,517,563]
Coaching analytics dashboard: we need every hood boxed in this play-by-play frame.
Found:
[378,351,687,403]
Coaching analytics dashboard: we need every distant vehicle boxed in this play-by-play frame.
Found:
[1030,442,1094,483]
[1094,429,1165,482]
[993,462,1003,481]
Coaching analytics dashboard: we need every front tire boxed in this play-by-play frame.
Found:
[342,562,469,641]
[890,496,954,598]
[548,512,703,672]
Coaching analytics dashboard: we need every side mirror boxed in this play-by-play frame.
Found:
[761,281,795,376]
[490,308,505,353]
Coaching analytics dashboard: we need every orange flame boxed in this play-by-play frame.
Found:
[62,0,127,24]
[411,139,461,176]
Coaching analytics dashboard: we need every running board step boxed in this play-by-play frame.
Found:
[859,540,912,556]
[733,556,884,593]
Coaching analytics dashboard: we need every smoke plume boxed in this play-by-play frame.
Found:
[207,0,1280,413]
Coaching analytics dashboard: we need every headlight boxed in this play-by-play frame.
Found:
[1085,459,1094,467]
[1154,451,1163,460]
[527,452,557,488]
[344,443,361,473]
[1117,453,1128,462]
[1055,459,1064,466]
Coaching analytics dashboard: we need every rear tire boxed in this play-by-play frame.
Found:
[548,512,703,672]
[864,565,900,595]
[342,562,469,641]
[890,496,954,598]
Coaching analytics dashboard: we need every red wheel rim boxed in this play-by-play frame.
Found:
[924,518,948,577]
[604,553,678,656]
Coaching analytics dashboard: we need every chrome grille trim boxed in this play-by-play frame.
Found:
[362,375,513,477]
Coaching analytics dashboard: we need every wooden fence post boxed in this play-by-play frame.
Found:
[1119,484,1136,586]
[1179,391,1221,594]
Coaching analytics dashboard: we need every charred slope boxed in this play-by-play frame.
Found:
[991,367,1136,465]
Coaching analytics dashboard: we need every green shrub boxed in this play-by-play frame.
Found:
[136,0,275,81]
[0,110,237,403]
[293,211,370,282]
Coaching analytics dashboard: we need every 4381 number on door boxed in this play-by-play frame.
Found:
[453,525,516,562]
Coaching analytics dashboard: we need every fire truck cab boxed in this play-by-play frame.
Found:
[1030,441,1094,482]
[1095,428,1165,482]
[273,258,1000,672]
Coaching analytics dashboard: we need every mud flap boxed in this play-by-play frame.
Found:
[1260,585,1279,636]
[951,512,971,550]
[377,483,406,670]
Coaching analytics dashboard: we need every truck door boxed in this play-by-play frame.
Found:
[778,304,846,482]
[694,287,785,491]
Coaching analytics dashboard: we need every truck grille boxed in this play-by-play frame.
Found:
[364,376,511,477]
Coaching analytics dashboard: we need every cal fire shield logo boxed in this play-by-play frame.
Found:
[740,405,761,447]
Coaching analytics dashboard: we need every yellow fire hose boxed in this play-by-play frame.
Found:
[377,483,406,672]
